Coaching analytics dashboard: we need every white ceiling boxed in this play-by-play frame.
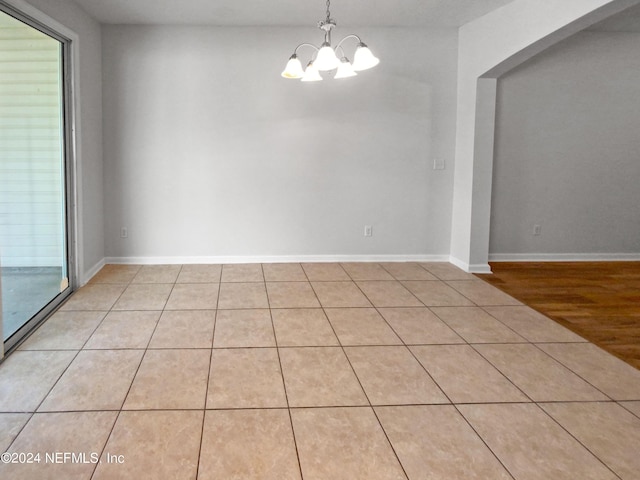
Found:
[70,0,518,27]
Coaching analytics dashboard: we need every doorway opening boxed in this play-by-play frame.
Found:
[0,3,76,354]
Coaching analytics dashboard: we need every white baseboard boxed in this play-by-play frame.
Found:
[489,253,640,262]
[103,254,451,265]
[80,258,105,286]
[449,256,492,274]
[80,253,640,284]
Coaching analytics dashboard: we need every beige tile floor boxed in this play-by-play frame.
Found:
[1,262,640,479]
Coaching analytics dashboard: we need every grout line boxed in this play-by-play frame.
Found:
[617,401,640,420]
[193,265,223,477]
[426,306,538,402]
[423,306,467,343]
[2,293,126,453]
[534,403,624,480]
[307,277,411,480]
[262,263,305,480]
[466,344,539,404]
[349,281,451,381]
[88,409,120,479]
[451,405,518,480]
[529,342,615,401]
[194,348,214,479]
[88,278,164,479]
[1,398,628,416]
[349,280,459,408]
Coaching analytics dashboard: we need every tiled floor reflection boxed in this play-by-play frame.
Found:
[1,262,640,480]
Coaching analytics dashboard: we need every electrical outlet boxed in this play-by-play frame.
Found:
[364,225,373,237]
[433,158,445,170]
[533,224,542,236]
[120,227,128,238]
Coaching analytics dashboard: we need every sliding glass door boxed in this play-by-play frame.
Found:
[0,5,73,352]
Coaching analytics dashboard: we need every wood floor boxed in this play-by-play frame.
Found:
[477,262,640,370]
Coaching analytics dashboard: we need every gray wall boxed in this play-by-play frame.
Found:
[490,31,640,258]
[102,26,458,261]
[16,3,638,269]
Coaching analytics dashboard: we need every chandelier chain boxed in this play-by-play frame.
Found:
[325,0,331,21]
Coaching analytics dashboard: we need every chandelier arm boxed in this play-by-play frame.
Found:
[334,34,362,54]
[293,42,320,56]
[282,1,378,80]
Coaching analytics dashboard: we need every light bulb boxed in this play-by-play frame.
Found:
[334,57,357,79]
[352,43,380,71]
[301,61,323,82]
[314,43,340,71]
[281,54,304,79]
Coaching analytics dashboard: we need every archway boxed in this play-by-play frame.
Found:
[449,0,640,272]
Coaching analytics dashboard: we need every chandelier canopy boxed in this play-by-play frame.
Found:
[281,0,380,81]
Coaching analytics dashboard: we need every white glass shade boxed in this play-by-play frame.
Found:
[301,62,322,82]
[281,55,304,79]
[314,43,340,71]
[352,44,380,71]
[334,58,357,79]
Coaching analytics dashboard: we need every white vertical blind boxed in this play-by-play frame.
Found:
[0,11,64,267]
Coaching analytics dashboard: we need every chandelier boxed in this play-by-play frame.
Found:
[281,0,380,81]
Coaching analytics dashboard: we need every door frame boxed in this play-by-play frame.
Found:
[0,0,80,356]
